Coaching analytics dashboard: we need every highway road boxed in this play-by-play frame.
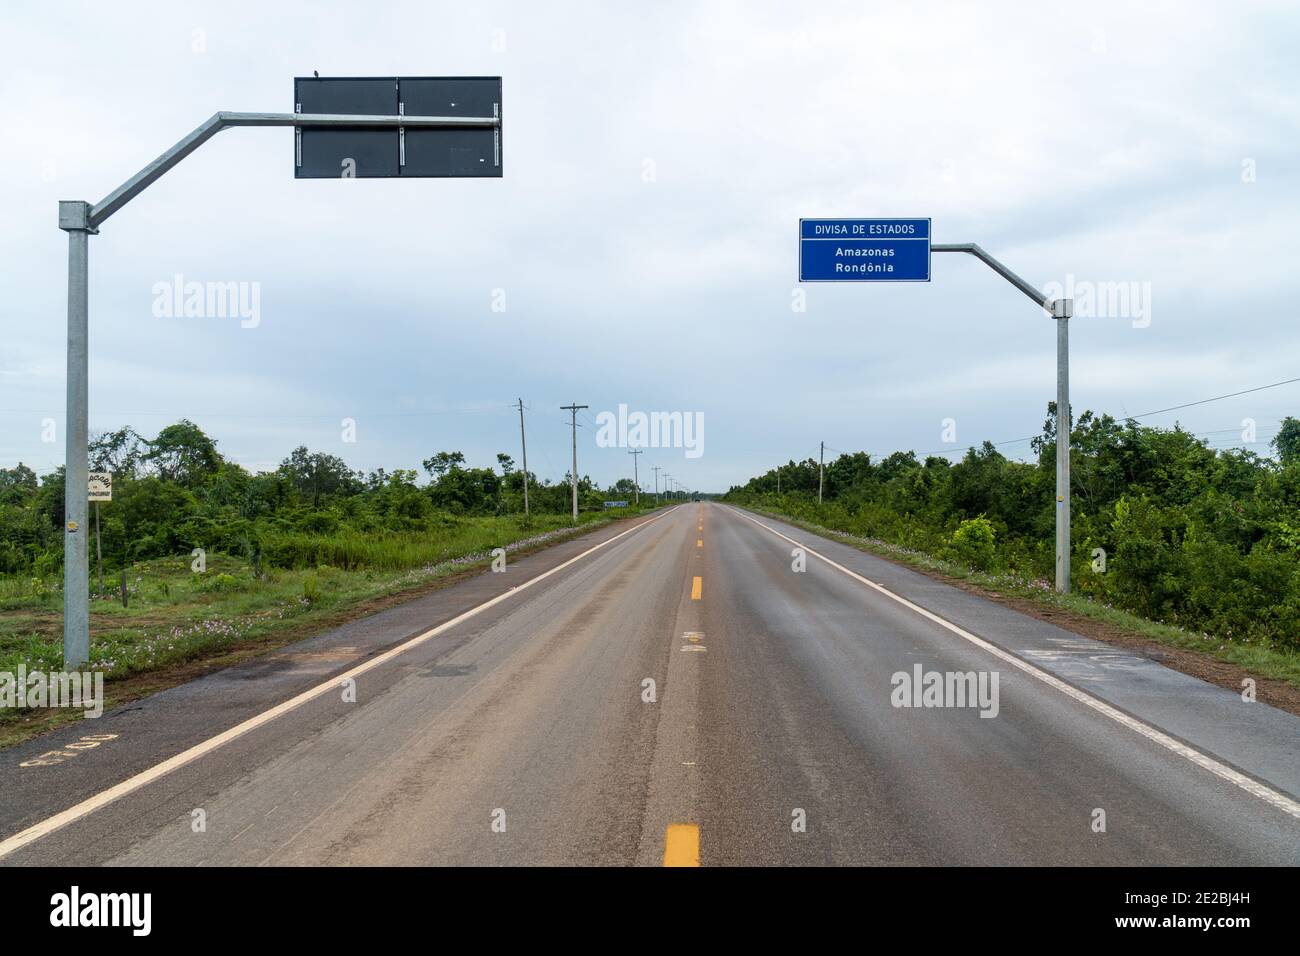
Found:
[1,502,1297,866]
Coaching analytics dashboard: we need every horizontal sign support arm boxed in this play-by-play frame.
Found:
[932,242,1052,313]
[89,111,499,228]
[223,111,499,128]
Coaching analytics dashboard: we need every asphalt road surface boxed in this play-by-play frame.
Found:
[2,503,1298,866]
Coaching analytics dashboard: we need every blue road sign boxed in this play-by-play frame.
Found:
[799,218,931,282]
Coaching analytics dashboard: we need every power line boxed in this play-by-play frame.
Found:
[1125,376,1300,421]
[900,375,1300,460]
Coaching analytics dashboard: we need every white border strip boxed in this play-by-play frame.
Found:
[0,507,677,861]
[728,506,1300,821]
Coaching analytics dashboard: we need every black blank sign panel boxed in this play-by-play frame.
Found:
[400,77,501,177]
[294,76,501,179]
[295,77,399,179]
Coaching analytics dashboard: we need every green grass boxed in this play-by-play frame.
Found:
[0,507,660,691]
[736,503,1300,687]
[255,512,605,571]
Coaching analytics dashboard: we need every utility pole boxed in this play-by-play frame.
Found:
[561,402,588,523]
[628,449,642,505]
[515,398,529,518]
[652,465,661,503]
[818,441,824,504]
[776,466,781,496]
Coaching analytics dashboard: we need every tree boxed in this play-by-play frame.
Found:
[431,466,501,514]
[89,427,147,477]
[824,451,874,498]
[1273,417,1300,465]
[0,463,38,505]
[496,453,515,475]
[143,420,221,487]
[422,451,466,478]
[949,442,1009,522]
[104,476,198,561]
[373,470,428,523]
[279,447,360,502]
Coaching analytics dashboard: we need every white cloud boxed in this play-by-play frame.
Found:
[1,0,1297,490]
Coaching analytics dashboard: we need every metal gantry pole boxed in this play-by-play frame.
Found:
[1055,305,1071,593]
[55,109,502,668]
[61,208,92,667]
[932,243,1073,593]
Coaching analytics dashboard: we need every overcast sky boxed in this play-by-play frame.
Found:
[2,0,1297,492]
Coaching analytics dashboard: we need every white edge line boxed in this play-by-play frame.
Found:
[0,507,677,860]
[727,506,1300,822]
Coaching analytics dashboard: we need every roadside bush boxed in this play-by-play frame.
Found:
[205,573,238,592]
[724,410,1300,651]
[948,516,997,572]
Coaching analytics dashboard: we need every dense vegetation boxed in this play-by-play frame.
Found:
[0,422,662,699]
[725,408,1300,652]
[0,419,650,582]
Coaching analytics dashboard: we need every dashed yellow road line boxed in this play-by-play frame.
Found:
[691,576,702,600]
[696,539,703,548]
[663,823,700,866]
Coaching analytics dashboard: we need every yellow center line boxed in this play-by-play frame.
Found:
[691,576,702,600]
[696,539,703,548]
[663,823,700,867]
